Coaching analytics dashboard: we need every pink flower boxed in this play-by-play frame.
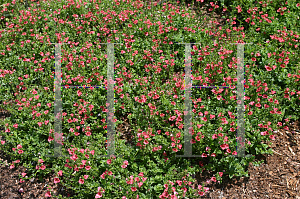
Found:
[85,131,91,136]
[265,65,272,71]
[220,144,229,150]
[79,178,84,184]
[89,104,94,111]
[236,5,242,13]
[131,187,137,192]
[58,170,63,176]
[34,95,39,100]
[218,172,223,177]
[84,175,89,179]
[176,180,182,186]
[21,172,27,177]
[121,164,127,168]
[127,178,134,185]
[261,131,267,136]
[211,177,216,182]
[100,174,105,179]
[54,177,60,183]
[13,124,18,128]
[48,136,54,142]
[107,159,111,164]
[74,132,80,136]
[201,153,207,157]
[95,193,103,198]
[142,177,147,182]
[123,160,128,165]
[77,90,82,97]
[269,134,275,140]
[18,150,24,154]
[40,165,46,170]
[85,166,91,171]
[45,191,52,197]
[38,159,44,164]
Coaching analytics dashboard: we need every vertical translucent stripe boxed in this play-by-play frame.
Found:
[53,43,63,157]
[183,44,193,157]
[236,44,245,157]
[106,43,116,158]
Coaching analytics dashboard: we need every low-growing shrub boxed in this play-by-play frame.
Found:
[0,0,299,198]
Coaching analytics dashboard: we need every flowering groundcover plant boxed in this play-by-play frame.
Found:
[0,0,299,198]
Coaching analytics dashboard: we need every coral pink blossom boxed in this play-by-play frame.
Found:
[54,177,60,183]
[79,178,84,184]
[58,170,63,176]
[95,193,102,198]
[45,191,51,197]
